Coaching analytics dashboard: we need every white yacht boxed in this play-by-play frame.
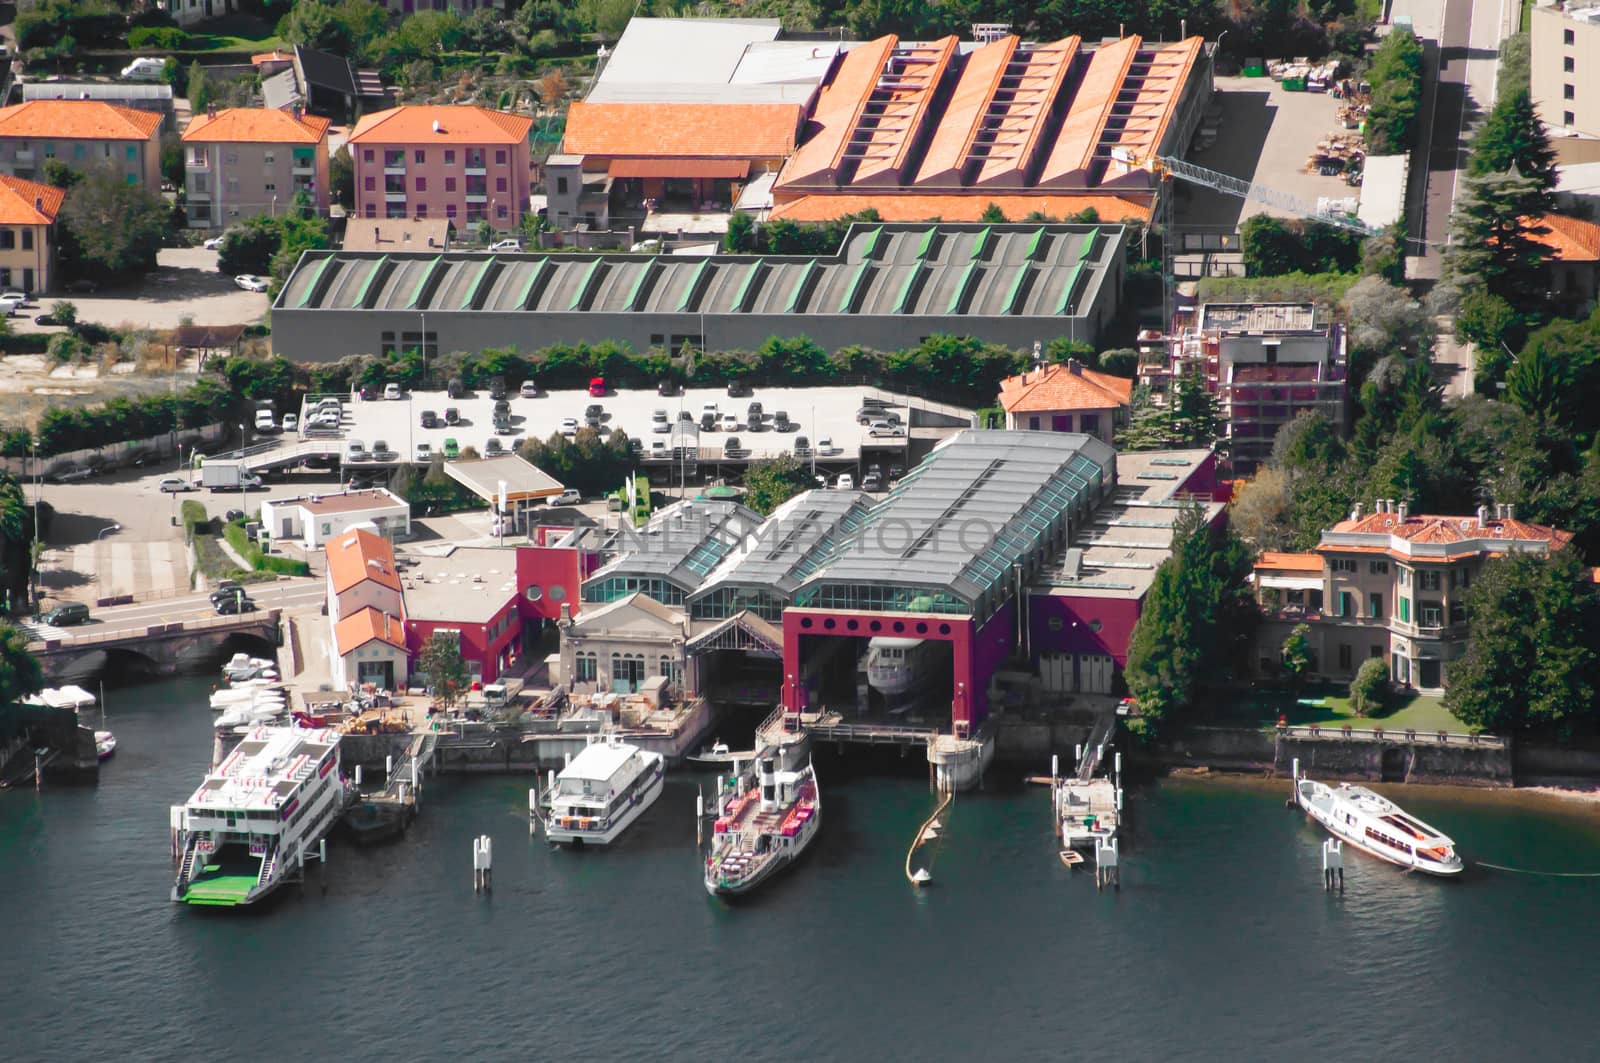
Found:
[544,736,665,846]
[1295,771,1463,876]
[172,724,350,907]
[704,746,821,898]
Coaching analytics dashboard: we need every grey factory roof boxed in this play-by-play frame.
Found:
[793,430,1116,616]
[584,17,834,105]
[276,222,1122,321]
[690,488,873,600]
[585,498,766,599]
[23,80,173,103]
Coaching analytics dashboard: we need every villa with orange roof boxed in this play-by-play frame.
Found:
[181,105,332,229]
[0,175,64,293]
[997,359,1133,443]
[0,100,163,193]
[325,527,408,690]
[1528,212,1600,315]
[348,105,533,228]
[1252,500,1574,692]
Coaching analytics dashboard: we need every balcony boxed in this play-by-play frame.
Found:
[465,193,488,204]
[385,193,408,204]
[384,163,406,176]
[188,187,211,200]
[291,159,314,175]
[190,156,210,170]
[465,163,487,176]
[13,150,33,163]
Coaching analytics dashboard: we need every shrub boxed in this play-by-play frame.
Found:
[223,520,311,577]
[128,25,187,49]
[180,499,208,543]
[1350,657,1389,716]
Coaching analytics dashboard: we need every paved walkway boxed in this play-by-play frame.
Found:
[40,539,190,603]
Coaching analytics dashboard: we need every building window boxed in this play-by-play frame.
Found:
[364,175,375,191]
[1565,84,1576,100]
[264,150,275,165]
[1565,56,1576,72]
[1369,593,1382,618]
[363,149,374,163]
[445,150,455,165]
[74,144,85,161]
[415,150,425,164]
[445,177,456,192]
[21,229,32,251]
[0,230,12,251]
[1332,558,1357,574]
[496,176,507,193]
[497,203,507,219]
[495,149,506,165]
[1337,591,1353,617]
[264,181,275,193]
[1080,414,1100,436]
[365,203,377,218]
[1399,597,1410,623]
[1418,570,1441,592]
[385,149,404,167]
[446,204,457,219]
[556,176,568,195]
[415,177,427,192]
[1028,416,1040,430]
[574,652,597,681]
[1368,560,1388,575]
[1338,644,1352,671]
[1397,567,1409,587]
[43,142,55,158]
[1420,605,1442,628]
[126,145,137,161]
[1565,111,1577,126]
[416,202,428,217]
[1565,28,1576,44]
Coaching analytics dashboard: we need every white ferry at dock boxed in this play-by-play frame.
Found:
[543,735,665,846]
[171,724,350,907]
[1294,769,1463,876]
[704,746,821,897]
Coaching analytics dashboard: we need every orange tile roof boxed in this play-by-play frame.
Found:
[252,50,291,65]
[1254,551,1322,573]
[1038,37,1139,187]
[777,35,899,191]
[564,102,802,159]
[334,606,407,655]
[998,361,1134,414]
[1319,511,1573,559]
[767,192,1151,224]
[973,37,1079,188]
[915,35,1016,188]
[0,100,162,141]
[0,175,64,225]
[1096,38,1204,187]
[851,36,959,187]
[325,528,401,594]
[348,105,534,146]
[1529,212,1600,262]
[182,107,331,145]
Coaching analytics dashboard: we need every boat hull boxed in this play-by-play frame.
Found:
[1296,780,1463,877]
[704,807,821,897]
[546,759,665,846]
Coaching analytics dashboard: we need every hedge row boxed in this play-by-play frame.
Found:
[223,521,311,578]
[1,379,239,458]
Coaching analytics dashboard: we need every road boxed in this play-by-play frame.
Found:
[20,579,324,644]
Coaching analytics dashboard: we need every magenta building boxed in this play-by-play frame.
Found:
[347,105,534,229]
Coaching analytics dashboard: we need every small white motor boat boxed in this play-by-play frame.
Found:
[95,730,117,761]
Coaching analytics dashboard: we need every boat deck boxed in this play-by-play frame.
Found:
[182,870,257,906]
[1055,777,1118,849]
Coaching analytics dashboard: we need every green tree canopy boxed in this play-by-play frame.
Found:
[1349,657,1388,716]
[1280,623,1313,688]
[1468,86,1557,195]
[1444,168,1550,309]
[59,165,170,278]
[419,631,467,708]
[0,623,43,705]
[743,456,817,515]
[1444,551,1600,735]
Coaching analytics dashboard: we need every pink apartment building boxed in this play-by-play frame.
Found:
[347,105,534,228]
[181,106,332,229]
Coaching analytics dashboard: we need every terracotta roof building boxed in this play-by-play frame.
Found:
[997,359,1133,443]
[0,100,163,193]
[348,105,534,228]
[1529,211,1600,315]
[181,106,332,229]
[1251,500,1572,694]
[0,174,63,293]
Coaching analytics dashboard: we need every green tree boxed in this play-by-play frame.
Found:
[1468,86,1557,195]
[42,158,83,190]
[724,210,756,252]
[1240,214,1298,277]
[1504,342,1569,426]
[1444,551,1600,735]
[187,60,210,112]
[0,622,43,705]
[159,132,185,191]
[1444,168,1550,308]
[743,456,816,515]
[1458,290,1524,375]
[980,202,1008,223]
[1365,29,1424,153]
[1349,657,1388,716]
[1124,504,1255,736]
[59,165,170,277]
[218,217,281,275]
[329,145,354,210]
[1280,623,1313,689]
[419,631,467,708]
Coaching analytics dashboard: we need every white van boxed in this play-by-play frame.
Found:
[121,58,167,82]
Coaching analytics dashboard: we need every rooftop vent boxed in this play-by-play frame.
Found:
[432,119,442,134]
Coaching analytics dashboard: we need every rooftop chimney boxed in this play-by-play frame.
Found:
[1477,504,1488,527]
[1350,502,1363,521]
[207,102,216,118]
[1067,358,1083,376]
[34,196,42,210]
[1397,501,1409,521]
[292,103,303,121]
[1505,503,1515,521]
[432,119,442,134]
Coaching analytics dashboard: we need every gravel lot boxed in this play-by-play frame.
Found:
[11,247,270,333]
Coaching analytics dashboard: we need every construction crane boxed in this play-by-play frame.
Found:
[1110,148,1381,237]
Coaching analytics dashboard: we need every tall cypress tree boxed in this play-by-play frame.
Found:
[1468,87,1557,199]
[1443,167,1550,308]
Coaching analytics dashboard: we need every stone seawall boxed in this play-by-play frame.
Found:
[1148,726,1515,787]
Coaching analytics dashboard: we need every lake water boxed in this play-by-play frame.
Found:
[4,677,1600,1062]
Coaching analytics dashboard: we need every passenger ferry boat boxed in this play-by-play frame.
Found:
[865,638,950,698]
[543,735,665,846]
[1295,771,1463,876]
[704,746,821,898]
[171,724,350,907]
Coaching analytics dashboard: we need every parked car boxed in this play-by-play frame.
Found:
[253,409,277,432]
[41,602,91,626]
[727,380,752,398]
[836,473,854,490]
[420,409,438,428]
[651,411,671,433]
[489,376,507,400]
[208,580,243,605]
[282,413,298,432]
[588,377,607,396]
[158,476,195,493]
[485,437,504,456]
[34,312,65,327]
[678,410,694,423]
[234,274,269,292]
[416,442,433,462]
[724,435,742,455]
[1,289,31,307]
[868,421,907,438]
[346,475,376,490]
[520,380,539,398]
[862,472,883,492]
[442,438,460,459]
[495,399,512,416]
[700,412,716,432]
[64,279,99,294]
[371,440,396,461]
[817,436,836,455]
[345,439,367,461]
[488,238,523,252]
[307,410,340,430]
[773,410,794,431]
[657,378,680,396]
[202,235,227,250]
[549,488,582,506]
[121,57,167,81]
[384,382,402,400]
[0,295,25,316]
[213,595,258,615]
[793,435,811,457]
[747,401,764,421]
[720,413,740,432]
[447,377,465,399]
[650,439,668,455]
[560,417,579,436]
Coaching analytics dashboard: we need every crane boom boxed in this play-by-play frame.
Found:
[1116,149,1380,237]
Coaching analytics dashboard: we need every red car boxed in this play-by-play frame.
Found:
[588,376,606,396]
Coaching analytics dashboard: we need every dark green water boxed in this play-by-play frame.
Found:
[5,678,1600,1062]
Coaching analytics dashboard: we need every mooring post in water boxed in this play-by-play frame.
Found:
[696,787,705,847]
[385,754,393,778]
[353,763,362,787]
[1322,839,1344,892]
[1287,758,1301,808]
[473,835,493,893]
[528,787,538,834]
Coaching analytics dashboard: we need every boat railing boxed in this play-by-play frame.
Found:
[1280,723,1504,748]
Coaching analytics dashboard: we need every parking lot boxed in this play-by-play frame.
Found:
[296,383,919,469]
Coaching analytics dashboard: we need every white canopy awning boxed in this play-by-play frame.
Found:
[1259,574,1324,592]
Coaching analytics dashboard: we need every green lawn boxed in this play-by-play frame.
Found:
[1211,687,1471,734]
[184,32,285,53]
